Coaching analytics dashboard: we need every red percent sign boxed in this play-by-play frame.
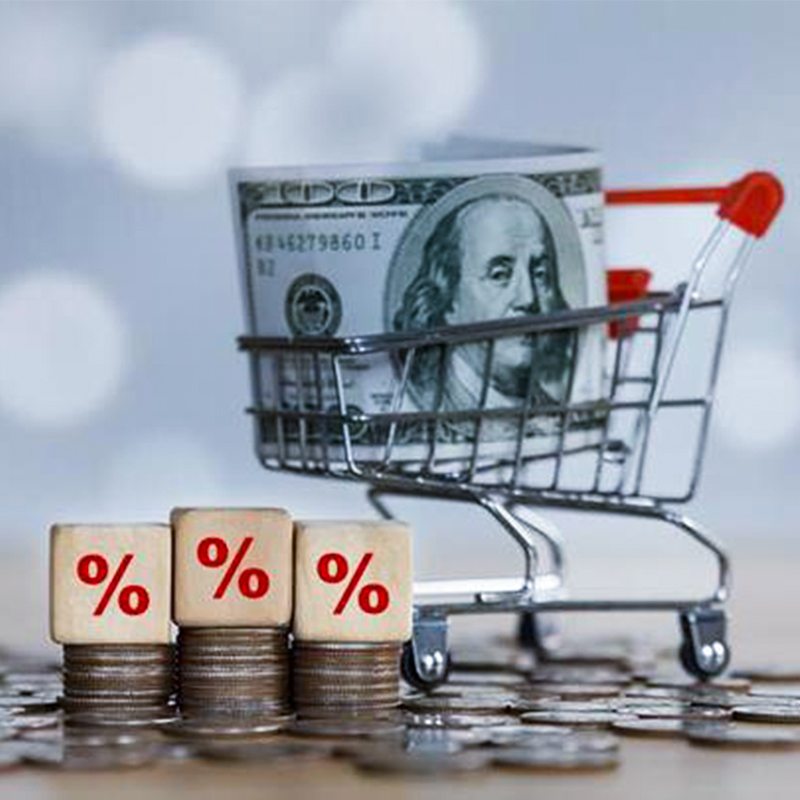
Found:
[316,552,390,615]
[196,536,270,599]
[76,554,150,617]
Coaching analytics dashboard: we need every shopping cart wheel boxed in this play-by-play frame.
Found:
[401,615,451,691]
[517,612,560,656]
[678,608,730,680]
[401,642,451,691]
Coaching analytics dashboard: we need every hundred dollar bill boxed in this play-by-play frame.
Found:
[230,140,606,472]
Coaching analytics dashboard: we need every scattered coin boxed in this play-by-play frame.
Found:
[404,695,516,714]
[26,743,161,771]
[612,719,691,738]
[290,717,404,739]
[688,691,786,711]
[194,741,332,763]
[355,749,489,777]
[686,724,800,750]
[0,715,59,730]
[520,710,622,728]
[492,746,620,772]
[61,726,161,748]
[646,676,751,693]
[529,668,631,687]
[403,712,515,730]
[530,684,623,700]
[0,696,60,712]
[620,703,730,722]
[165,716,292,739]
[483,725,574,747]
[732,704,800,724]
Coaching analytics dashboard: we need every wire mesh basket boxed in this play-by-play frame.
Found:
[239,171,783,685]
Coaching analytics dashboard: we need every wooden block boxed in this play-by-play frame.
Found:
[293,520,412,643]
[172,508,293,627]
[50,524,172,645]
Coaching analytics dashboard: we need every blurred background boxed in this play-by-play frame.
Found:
[0,1,797,649]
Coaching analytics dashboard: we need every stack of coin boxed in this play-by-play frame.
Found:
[61,644,175,724]
[177,627,290,722]
[291,520,412,721]
[50,524,175,726]
[171,509,295,731]
[292,641,402,718]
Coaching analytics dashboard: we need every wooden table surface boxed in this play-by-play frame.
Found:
[2,539,800,798]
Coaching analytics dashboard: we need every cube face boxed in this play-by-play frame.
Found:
[293,520,412,643]
[50,524,172,645]
[172,508,293,627]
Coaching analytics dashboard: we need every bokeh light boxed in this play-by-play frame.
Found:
[0,5,106,160]
[330,0,486,139]
[104,433,226,520]
[714,344,800,452]
[0,271,127,427]
[245,68,410,166]
[94,33,244,188]
[244,0,485,166]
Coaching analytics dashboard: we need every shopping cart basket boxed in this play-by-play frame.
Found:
[238,171,783,686]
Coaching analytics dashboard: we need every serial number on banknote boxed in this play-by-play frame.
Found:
[253,232,383,255]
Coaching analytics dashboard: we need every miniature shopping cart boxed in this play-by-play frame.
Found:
[237,171,783,686]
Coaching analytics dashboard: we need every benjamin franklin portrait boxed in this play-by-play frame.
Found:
[385,175,587,438]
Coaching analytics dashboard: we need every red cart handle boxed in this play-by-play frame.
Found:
[606,171,784,238]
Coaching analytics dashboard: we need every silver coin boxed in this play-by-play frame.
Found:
[520,710,621,727]
[620,703,730,722]
[647,676,751,693]
[290,717,404,739]
[612,719,691,738]
[404,727,490,751]
[447,672,527,687]
[687,723,800,749]
[403,712,514,729]
[732,704,800,724]
[0,696,60,712]
[0,714,60,730]
[195,741,332,763]
[684,689,798,711]
[529,683,623,700]
[26,743,160,771]
[17,727,63,743]
[492,746,620,772]
[529,668,631,686]
[403,695,515,714]
[165,716,291,739]
[355,749,489,776]
[528,699,622,713]
[65,710,176,728]
[624,686,695,701]
[483,725,575,746]
[61,727,161,748]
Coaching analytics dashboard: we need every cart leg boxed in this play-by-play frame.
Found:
[517,611,561,654]
[678,607,730,680]
[497,502,565,656]
[402,612,450,691]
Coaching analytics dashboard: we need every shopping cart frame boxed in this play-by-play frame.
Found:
[238,171,783,685]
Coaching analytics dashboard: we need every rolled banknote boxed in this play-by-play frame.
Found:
[231,139,606,471]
